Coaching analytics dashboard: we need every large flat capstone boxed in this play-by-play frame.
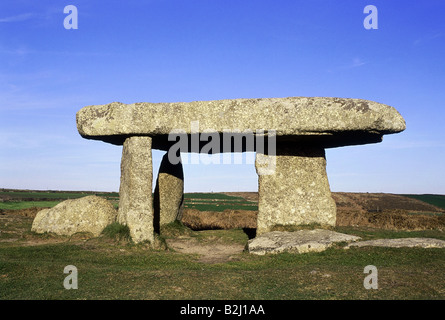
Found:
[76,97,406,149]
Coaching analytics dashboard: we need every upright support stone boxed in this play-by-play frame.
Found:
[118,136,154,243]
[153,153,184,233]
[255,145,336,234]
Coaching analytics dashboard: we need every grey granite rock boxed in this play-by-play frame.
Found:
[256,146,336,234]
[31,196,116,237]
[153,153,184,230]
[118,136,154,243]
[76,97,405,149]
[248,229,361,255]
[346,238,445,249]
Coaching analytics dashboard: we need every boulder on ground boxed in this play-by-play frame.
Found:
[31,195,117,237]
[248,229,361,255]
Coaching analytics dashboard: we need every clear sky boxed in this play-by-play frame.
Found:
[1,0,444,194]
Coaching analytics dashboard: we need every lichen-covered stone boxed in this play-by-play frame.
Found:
[346,238,445,249]
[31,196,117,237]
[153,153,184,230]
[118,136,154,243]
[76,96,407,244]
[248,229,361,255]
[256,145,336,234]
[76,97,406,149]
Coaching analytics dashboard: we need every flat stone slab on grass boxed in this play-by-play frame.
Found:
[247,229,361,255]
[346,238,445,249]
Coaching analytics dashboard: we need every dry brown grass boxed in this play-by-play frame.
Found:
[332,192,443,213]
[336,209,445,230]
[0,207,44,218]
[182,208,445,231]
[181,208,257,230]
[182,191,445,231]
[3,192,444,232]
[333,192,445,230]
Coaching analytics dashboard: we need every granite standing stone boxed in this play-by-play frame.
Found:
[256,145,336,234]
[153,153,184,232]
[118,136,154,243]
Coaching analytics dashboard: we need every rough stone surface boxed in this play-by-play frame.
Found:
[76,97,406,149]
[255,146,336,234]
[153,153,184,230]
[118,136,154,243]
[248,229,361,255]
[346,238,445,249]
[31,196,117,237]
[76,96,406,244]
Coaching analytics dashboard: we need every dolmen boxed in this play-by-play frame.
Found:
[76,97,405,243]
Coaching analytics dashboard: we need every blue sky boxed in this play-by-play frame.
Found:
[0,0,444,194]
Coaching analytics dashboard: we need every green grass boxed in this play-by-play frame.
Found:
[0,201,61,210]
[101,223,132,242]
[1,232,444,300]
[184,193,245,200]
[0,189,120,211]
[0,190,119,200]
[0,191,253,212]
[0,191,83,199]
[0,209,444,300]
[1,191,444,300]
[403,194,445,210]
[184,193,257,212]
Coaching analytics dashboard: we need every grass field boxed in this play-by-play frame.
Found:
[0,200,62,210]
[0,189,119,210]
[0,189,444,301]
[403,194,445,210]
[0,189,119,200]
[0,190,255,211]
[3,190,443,214]
[1,220,444,300]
